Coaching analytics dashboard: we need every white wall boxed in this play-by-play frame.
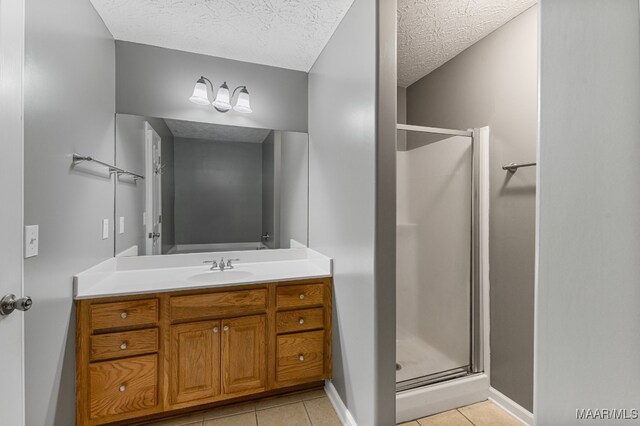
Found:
[535,0,640,423]
[116,41,309,133]
[23,0,115,424]
[308,0,378,423]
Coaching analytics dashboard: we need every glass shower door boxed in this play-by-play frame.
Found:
[396,129,473,390]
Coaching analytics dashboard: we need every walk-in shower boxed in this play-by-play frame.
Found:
[395,124,490,423]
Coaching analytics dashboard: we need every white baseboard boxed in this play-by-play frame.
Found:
[488,387,533,426]
[324,381,357,426]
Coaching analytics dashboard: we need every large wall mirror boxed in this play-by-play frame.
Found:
[114,114,309,256]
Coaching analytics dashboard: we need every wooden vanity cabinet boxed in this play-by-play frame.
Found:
[76,278,331,426]
[169,320,221,405]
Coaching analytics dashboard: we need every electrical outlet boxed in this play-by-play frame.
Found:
[119,216,125,234]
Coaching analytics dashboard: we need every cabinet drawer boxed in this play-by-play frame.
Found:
[276,330,324,382]
[90,328,158,361]
[90,299,158,332]
[276,308,324,334]
[276,284,324,309]
[170,289,267,322]
[89,354,158,419]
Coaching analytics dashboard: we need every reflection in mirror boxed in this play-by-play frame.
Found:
[115,114,308,256]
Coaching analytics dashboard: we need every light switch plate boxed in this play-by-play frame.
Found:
[119,216,125,234]
[102,219,109,240]
[24,225,39,258]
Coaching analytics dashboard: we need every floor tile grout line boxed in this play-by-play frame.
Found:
[456,408,477,426]
[301,399,314,426]
[256,399,302,411]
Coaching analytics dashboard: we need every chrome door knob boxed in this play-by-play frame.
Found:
[119,385,126,392]
[299,354,305,361]
[0,294,33,316]
[298,318,305,325]
[213,327,219,333]
[120,312,128,319]
[120,342,128,350]
[223,325,229,332]
[299,293,305,300]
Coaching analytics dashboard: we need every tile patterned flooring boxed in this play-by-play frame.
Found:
[140,389,342,426]
[399,401,522,426]
[139,392,519,426]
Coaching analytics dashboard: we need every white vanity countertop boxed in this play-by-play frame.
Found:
[74,245,332,300]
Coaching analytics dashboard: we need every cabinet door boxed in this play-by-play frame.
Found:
[170,320,221,405]
[222,315,266,394]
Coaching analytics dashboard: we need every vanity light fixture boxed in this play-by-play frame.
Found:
[189,76,252,114]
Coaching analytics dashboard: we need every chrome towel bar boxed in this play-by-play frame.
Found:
[502,162,536,173]
[72,153,144,181]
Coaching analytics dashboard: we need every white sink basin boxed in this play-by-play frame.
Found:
[187,270,254,284]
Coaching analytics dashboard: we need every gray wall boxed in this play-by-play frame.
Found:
[23,0,115,424]
[308,0,386,423]
[115,114,175,255]
[261,131,280,249]
[375,0,398,420]
[116,41,309,133]
[406,6,537,410]
[161,123,176,254]
[280,132,309,248]
[397,86,407,150]
[535,0,640,423]
[174,137,263,245]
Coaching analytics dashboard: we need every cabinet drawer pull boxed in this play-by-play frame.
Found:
[223,325,229,332]
[298,318,305,325]
[299,354,305,362]
[119,342,128,351]
[299,293,305,300]
[118,384,126,392]
[120,311,128,319]
[213,326,219,333]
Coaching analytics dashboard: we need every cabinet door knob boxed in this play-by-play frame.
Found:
[119,385,126,392]
[213,326,219,333]
[299,293,305,300]
[299,354,305,362]
[223,325,229,332]
[298,318,305,325]
[120,342,128,350]
[120,312,128,319]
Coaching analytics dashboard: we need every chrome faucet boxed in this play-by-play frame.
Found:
[228,258,240,268]
[203,257,240,271]
[203,258,218,271]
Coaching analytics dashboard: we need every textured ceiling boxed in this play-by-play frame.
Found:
[165,119,271,143]
[89,0,354,72]
[398,0,536,87]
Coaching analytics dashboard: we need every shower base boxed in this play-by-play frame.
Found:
[396,373,489,424]
[396,335,467,385]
